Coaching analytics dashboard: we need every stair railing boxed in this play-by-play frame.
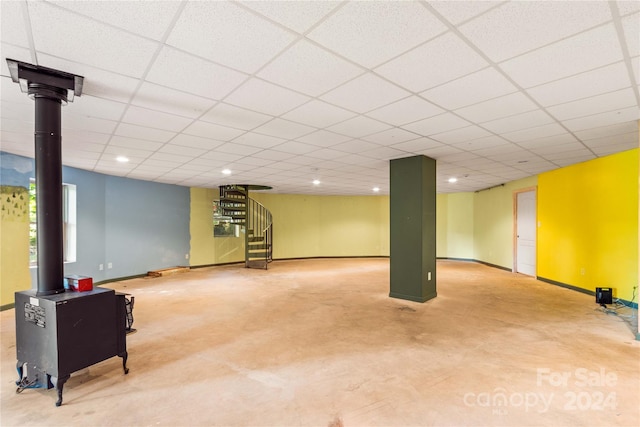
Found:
[245,198,273,269]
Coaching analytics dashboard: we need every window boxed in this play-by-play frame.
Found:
[29,180,77,266]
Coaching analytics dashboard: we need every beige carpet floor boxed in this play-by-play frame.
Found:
[1,258,638,426]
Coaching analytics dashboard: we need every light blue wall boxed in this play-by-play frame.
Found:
[0,152,191,287]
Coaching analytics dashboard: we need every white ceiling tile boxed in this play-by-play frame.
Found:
[63,129,111,145]
[306,148,349,161]
[182,120,245,141]
[281,100,357,128]
[320,73,410,114]
[258,39,363,97]
[416,145,463,158]
[428,1,502,25]
[517,133,579,150]
[459,1,611,62]
[297,130,352,147]
[233,157,276,167]
[233,132,286,149]
[618,1,640,16]
[170,134,224,150]
[502,124,568,143]
[166,1,296,74]
[63,113,117,134]
[547,88,638,121]
[214,143,262,156]
[421,67,518,110]
[591,140,639,156]
[253,118,316,140]
[145,151,191,165]
[582,131,638,148]
[159,144,207,158]
[251,149,297,161]
[376,32,489,92]
[526,62,633,106]
[472,143,522,157]
[573,120,638,140]
[365,96,444,126]
[1,2,29,47]
[463,135,514,151]
[240,0,340,34]
[122,105,193,132]
[362,128,421,145]
[225,78,310,116]
[61,142,105,155]
[623,12,640,56]
[331,139,381,154]
[146,46,248,101]
[543,149,595,162]
[1,117,33,134]
[528,141,587,156]
[271,141,321,155]
[28,1,159,78]
[73,95,127,122]
[1,100,33,122]
[562,106,640,132]
[327,116,392,138]
[430,125,492,144]
[200,103,272,130]
[499,24,624,88]
[390,137,443,153]
[50,0,182,40]
[361,146,409,160]
[481,110,555,134]
[36,54,141,103]
[308,1,447,68]
[103,144,154,159]
[115,123,176,142]
[132,82,217,119]
[455,92,538,123]
[109,136,163,151]
[403,113,472,136]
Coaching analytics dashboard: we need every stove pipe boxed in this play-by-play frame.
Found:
[5,60,83,296]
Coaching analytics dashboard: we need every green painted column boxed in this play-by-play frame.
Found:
[390,155,437,302]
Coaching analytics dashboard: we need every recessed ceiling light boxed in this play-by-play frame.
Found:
[116,156,129,163]
[372,187,380,192]
[448,177,457,183]
[312,179,321,185]
[222,169,231,175]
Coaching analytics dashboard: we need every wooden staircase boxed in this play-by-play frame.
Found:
[219,185,273,269]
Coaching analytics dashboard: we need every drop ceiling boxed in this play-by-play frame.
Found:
[1,0,638,195]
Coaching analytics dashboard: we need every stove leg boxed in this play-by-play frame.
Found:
[15,361,24,385]
[120,351,129,374]
[52,375,69,407]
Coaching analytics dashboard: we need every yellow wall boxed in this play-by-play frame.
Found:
[538,149,638,301]
[473,176,538,269]
[442,192,474,259]
[0,185,31,306]
[251,193,390,259]
[189,187,245,266]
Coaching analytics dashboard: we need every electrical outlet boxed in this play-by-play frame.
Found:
[99,264,103,271]
[108,262,113,269]
[185,254,189,259]
[580,268,585,275]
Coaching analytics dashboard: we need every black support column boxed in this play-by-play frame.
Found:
[389,155,437,302]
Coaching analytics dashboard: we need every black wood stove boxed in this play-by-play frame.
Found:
[7,59,131,407]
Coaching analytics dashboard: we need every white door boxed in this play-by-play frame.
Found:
[516,191,536,276]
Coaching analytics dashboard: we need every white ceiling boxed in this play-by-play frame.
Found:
[1,0,638,195]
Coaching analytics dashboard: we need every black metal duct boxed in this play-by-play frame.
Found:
[6,59,83,295]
